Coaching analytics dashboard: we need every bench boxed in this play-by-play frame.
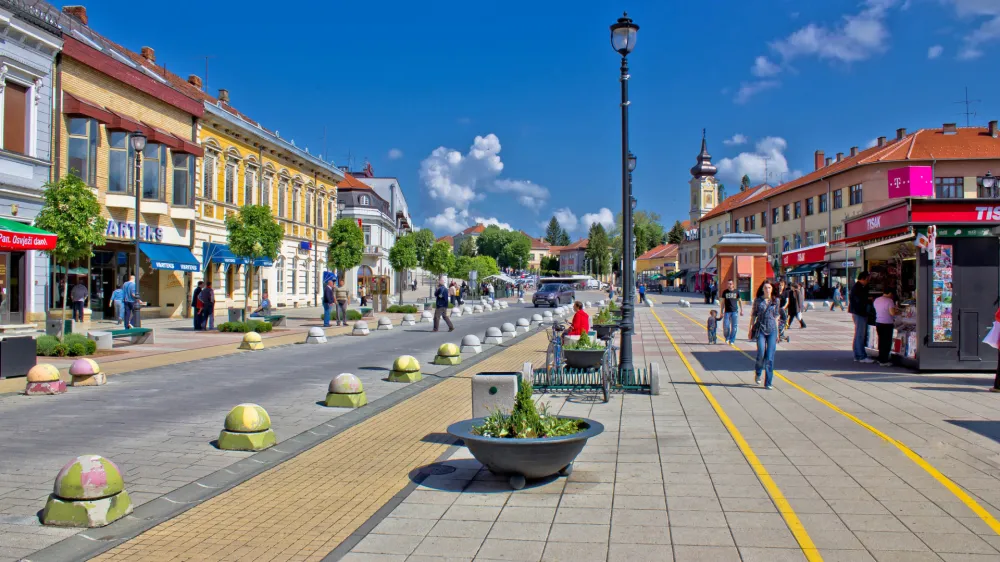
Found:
[261,315,286,327]
[88,328,154,350]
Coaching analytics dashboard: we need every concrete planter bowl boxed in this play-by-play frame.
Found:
[593,324,617,341]
[448,416,604,489]
[563,348,606,369]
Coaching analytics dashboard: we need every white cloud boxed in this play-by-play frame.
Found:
[553,208,579,233]
[928,44,944,59]
[491,179,549,211]
[552,207,615,234]
[717,136,802,185]
[865,137,880,148]
[769,0,895,64]
[723,134,749,146]
[473,217,513,230]
[945,0,1000,60]
[581,208,615,232]
[751,56,781,77]
[734,80,780,104]
[425,207,470,234]
[387,148,403,160]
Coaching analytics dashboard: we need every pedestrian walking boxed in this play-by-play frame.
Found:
[796,282,807,328]
[750,279,782,389]
[831,283,846,311]
[638,284,646,303]
[322,279,335,327]
[191,281,204,330]
[720,279,743,344]
[110,284,124,325]
[122,275,142,329]
[707,310,718,344]
[849,271,874,363]
[433,276,454,332]
[335,278,349,326]
[198,281,216,330]
[710,280,718,305]
[777,279,790,342]
[873,288,897,366]
[70,281,88,322]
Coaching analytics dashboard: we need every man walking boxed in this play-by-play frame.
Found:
[122,275,139,329]
[335,278,349,326]
[322,279,335,327]
[720,279,743,344]
[433,275,454,332]
[192,281,205,330]
[849,271,873,363]
[70,281,88,322]
[198,281,216,331]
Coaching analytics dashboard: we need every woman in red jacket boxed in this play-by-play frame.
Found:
[566,301,590,337]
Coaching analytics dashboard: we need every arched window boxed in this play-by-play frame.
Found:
[278,179,288,217]
[359,194,370,206]
[317,194,325,228]
[305,191,313,224]
[290,256,297,294]
[276,256,285,293]
[244,163,258,206]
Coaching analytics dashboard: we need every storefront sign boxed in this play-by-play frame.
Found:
[919,226,994,237]
[911,201,1000,224]
[887,166,933,198]
[106,220,163,242]
[845,204,909,238]
[0,231,56,250]
[781,244,827,267]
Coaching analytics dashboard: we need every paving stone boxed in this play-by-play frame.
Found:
[444,505,504,522]
[607,543,672,561]
[372,517,438,536]
[670,526,736,547]
[609,524,671,545]
[738,547,809,562]
[353,533,424,555]
[475,538,546,561]
[412,536,485,558]
[670,545,741,561]
[612,508,668,527]
[854,531,932,551]
[429,520,495,539]
[486,522,551,542]
[540,541,608,562]
[497,507,557,523]
[553,507,611,525]
[547,523,609,544]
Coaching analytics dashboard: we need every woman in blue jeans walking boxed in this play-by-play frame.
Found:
[749,279,782,389]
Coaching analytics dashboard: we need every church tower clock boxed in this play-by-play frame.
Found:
[689,129,719,224]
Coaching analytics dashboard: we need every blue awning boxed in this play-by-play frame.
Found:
[202,242,273,268]
[139,243,200,272]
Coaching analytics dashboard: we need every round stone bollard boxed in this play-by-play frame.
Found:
[377,316,393,331]
[501,322,516,339]
[352,321,370,336]
[464,305,473,314]
[680,300,691,308]
[461,334,482,354]
[516,318,530,333]
[419,310,433,324]
[531,313,544,326]
[542,311,553,321]
[325,373,367,408]
[598,300,605,306]
[452,306,463,318]
[389,355,422,382]
[305,326,327,344]
[41,455,132,528]
[499,301,509,309]
[823,300,832,308]
[433,342,462,366]
[69,358,105,387]
[218,403,276,451]
[25,364,66,395]
[517,297,525,303]
[239,331,263,351]
[484,327,504,345]
[585,301,592,308]
[806,302,816,311]
[401,313,416,326]
[472,304,484,314]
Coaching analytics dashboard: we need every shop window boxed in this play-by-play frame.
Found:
[805,231,815,246]
[278,181,287,217]
[244,167,256,206]
[819,193,828,213]
[782,204,790,221]
[772,208,779,224]
[142,143,165,200]
[108,132,133,194]
[819,228,828,244]
[934,177,963,199]
[805,197,814,216]
[224,161,236,204]
[3,81,27,154]
[833,225,843,240]
[794,201,802,219]
[849,184,863,205]
[172,153,194,206]
[67,117,97,185]
[202,152,217,199]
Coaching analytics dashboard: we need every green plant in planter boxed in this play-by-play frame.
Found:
[594,307,613,325]
[473,380,583,439]
[608,300,619,311]
[563,331,605,351]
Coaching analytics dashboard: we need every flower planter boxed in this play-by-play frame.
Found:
[593,324,617,340]
[447,416,604,489]
[563,348,606,369]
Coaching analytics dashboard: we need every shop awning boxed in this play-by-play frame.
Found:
[785,263,824,276]
[202,242,273,268]
[766,262,776,278]
[139,243,200,272]
[0,217,57,251]
[838,226,911,247]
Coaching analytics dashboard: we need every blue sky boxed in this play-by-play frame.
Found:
[85,0,999,238]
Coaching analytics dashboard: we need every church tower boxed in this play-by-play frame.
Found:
[689,130,719,224]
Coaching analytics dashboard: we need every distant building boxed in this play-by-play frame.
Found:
[451,223,485,255]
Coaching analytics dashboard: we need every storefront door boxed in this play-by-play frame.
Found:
[0,252,24,324]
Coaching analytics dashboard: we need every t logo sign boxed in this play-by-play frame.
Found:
[866,216,881,230]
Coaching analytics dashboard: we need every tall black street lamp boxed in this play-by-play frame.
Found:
[130,130,146,327]
[611,12,638,372]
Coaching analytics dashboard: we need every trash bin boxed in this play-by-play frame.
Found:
[0,336,37,379]
[45,318,73,336]
[228,307,245,323]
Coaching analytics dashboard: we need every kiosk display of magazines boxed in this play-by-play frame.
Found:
[841,198,999,371]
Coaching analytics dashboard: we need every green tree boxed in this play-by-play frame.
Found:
[457,236,478,257]
[540,255,560,273]
[586,223,612,276]
[667,220,686,244]
[475,225,509,259]
[388,233,418,304]
[424,240,455,276]
[544,217,563,245]
[449,255,474,279]
[556,228,571,246]
[740,174,751,191]
[472,255,499,277]
[499,233,531,270]
[327,218,364,277]
[611,210,664,266]
[411,228,435,266]
[225,204,284,312]
[34,174,107,338]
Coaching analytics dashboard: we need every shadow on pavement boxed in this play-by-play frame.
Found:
[421,432,455,445]
[946,420,1000,444]
[832,372,991,385]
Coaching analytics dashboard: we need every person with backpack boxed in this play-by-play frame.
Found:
[198,281,216,331]
[191,281,204,330]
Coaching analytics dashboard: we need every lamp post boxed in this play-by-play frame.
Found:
[130,130,146,327]
[981,171,997,199]
[337,198,346,282]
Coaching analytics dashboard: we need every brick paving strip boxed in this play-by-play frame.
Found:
[24,330,550,562]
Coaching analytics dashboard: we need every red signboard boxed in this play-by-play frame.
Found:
[781,244,827,267]
[0,230,56,251]
[844,204,909,238]
[910,201,1000,223]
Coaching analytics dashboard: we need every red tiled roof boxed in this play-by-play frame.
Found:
[637,243,678,261]
[562,238,589,250]
[462,224,486,235]
[337,172,372,190]
[437,235,454,244]
[700,184,771,222]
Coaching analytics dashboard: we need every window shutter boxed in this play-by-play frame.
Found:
[3,82,27,154]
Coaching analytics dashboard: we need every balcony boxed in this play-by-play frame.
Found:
[364,245,388,257]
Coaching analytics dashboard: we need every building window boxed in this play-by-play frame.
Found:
[172,153,194,206]
[725,221,730,233]
[292,188,300,221]
[203,152,217,199]
[761,211,767,227]
[276,257,284,293]
[772,208,779,224]
[278,181,287,217]
[793,233,801,249]
[3,82,27,154]
[262,175,272,208]
[794,201,802,218]
[833,225,843,240]
[224,161,236,204]
[244,167,257,206]
[782,204,790,221]
[359,194,371,206]
[749,215,756,230]
[303,262,309,295]
[708,225,713,237]
[805,197,814,216]
[290,257,297,294]
[142,143,165,200]
[363,225,371,245]
[306,192,313,224]
[805,231,815,246]
[327,200,334,227]
[781,236,788,252]
[771,238,778,255]
[833,189,843,209]
[67,117,97,185]
[819,228,828,244]
[979,176,998,198]
[934,177,963,199]
[849,184,863,205]
[317,196,324,228]
[108,131,132,194]
[819,193,828,213]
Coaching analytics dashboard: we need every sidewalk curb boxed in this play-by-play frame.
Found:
[22,325,542,562]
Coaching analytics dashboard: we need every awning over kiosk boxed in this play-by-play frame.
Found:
[139,243,200,272]
[202,242,273,267]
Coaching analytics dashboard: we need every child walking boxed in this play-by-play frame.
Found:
[707,310,719,344]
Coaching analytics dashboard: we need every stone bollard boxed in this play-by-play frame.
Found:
[501,301,509,309]
[42,455,132,527]
[305,327,327,344]
[598,299,605,306]
[649,362,661,396]
[352,321,370,336]
[531,313,544,326]
[325,373,367,408]
[501,322,516,339]
[25,364,66,395]
[517,297,525,303]
[218,403,276,451]
[464,305,473,314]
[69,359,105,387]
[452,307,463,318]
[472,372,518,418]
[484,327,504,345]
[483,303,493,312]
[680,301,691,308]
[239,331,263,351]
[389,355,422,382]
[433,342,462,366]
[461,334,482,354]
[419,310,433,323]
[585,301,592,308]
[401,314,416,326]
[806,302,816,311]
[823,301,832,308]
[472,304,484,314]
[377,317,393,331]
[516,318,530,333]
[542,311,553,322]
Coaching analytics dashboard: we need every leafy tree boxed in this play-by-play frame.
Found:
[449,255,474,279]
[499,232,532,270]
[472,255,499,277]
[718,182,726,201]
[475,225,508,258]
[740,174,751,191]
[610,210,664,266]
[544,217,563,245]
[424,240,455,276]
[226,205,284,312]
[556,228,571,246]
[540,255,560,272]
[667,220,686,244]
[327,218,364,277]
[35,174,107,337]
[411,228,435,266]
[586,223,612,276]
[388,233,418,304]
[457,236,478,257]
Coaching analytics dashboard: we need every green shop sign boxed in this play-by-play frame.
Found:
[917,226,995,238]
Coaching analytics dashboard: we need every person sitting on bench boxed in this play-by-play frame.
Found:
[249,292,272,318]
[564,301,590,343]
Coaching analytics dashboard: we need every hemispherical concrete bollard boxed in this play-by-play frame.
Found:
[239,331,263,351]
[499,301,508,309]
[598,300,605,306]
[352,321,370,336]
[218,403,276,451]
[542,311,553,320]
[377,316,393,331]
[516,318,530,333]
[433,342,462,366]
[585,301,592,308]
[472,304,484,314]
[325,373,367,408]
[680,301,691,308]
[823,300,832,308]
[461,334,482,354]
[401,313,417,326]
[305,326,327,344]
[501,322,516,339]
[69,358,105,387]
[389,355,422,383]
[42,455,132,527]
[517,297,525,303]
[419,310,433,323]
[531,313,544,325]
[484,327,503,345]
[452,306,463,318]
[806,302,816,311]
[25,363,66,395]
[464,305,473,314]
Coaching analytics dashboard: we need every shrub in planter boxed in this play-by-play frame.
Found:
[473,381,584,439]
[218,321,273,333]
[68,342,88,357]
[52,343,68,357]
[37,335,58,356]
[247,320,273,333]
[64,333,97,355]
[347,309,363,321]
[562,332,607,369]
[386,304,418,314]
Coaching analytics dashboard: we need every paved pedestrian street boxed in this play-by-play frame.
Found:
[9,294,1000,561]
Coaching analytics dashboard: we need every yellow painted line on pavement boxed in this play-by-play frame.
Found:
[671,306,1000,536]
[648,307,823,562]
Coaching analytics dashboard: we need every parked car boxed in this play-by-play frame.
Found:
[533,283,575,307]
[586,279,601,289]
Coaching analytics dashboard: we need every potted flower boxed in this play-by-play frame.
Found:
[592,307,617,340]
[608,300,623,319]
[562,332,607,369]
[447,380,604,489]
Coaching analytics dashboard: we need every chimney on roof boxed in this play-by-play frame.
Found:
[896,128,907,140]
[814,150,825,171]
[62,5,88,25]
[990,120,998,138]
[218,89,229,104]
[878,136,886,147]
[140,46,155,63]
[836,152,844,162]
[187,74,202,89]
[825,157,833,166]
[943,123,958,135]
[850,146,858,157]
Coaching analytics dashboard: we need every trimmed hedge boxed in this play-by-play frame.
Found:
[37,334,97,357]
[217,320,274,333]
[386,304,419,314]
